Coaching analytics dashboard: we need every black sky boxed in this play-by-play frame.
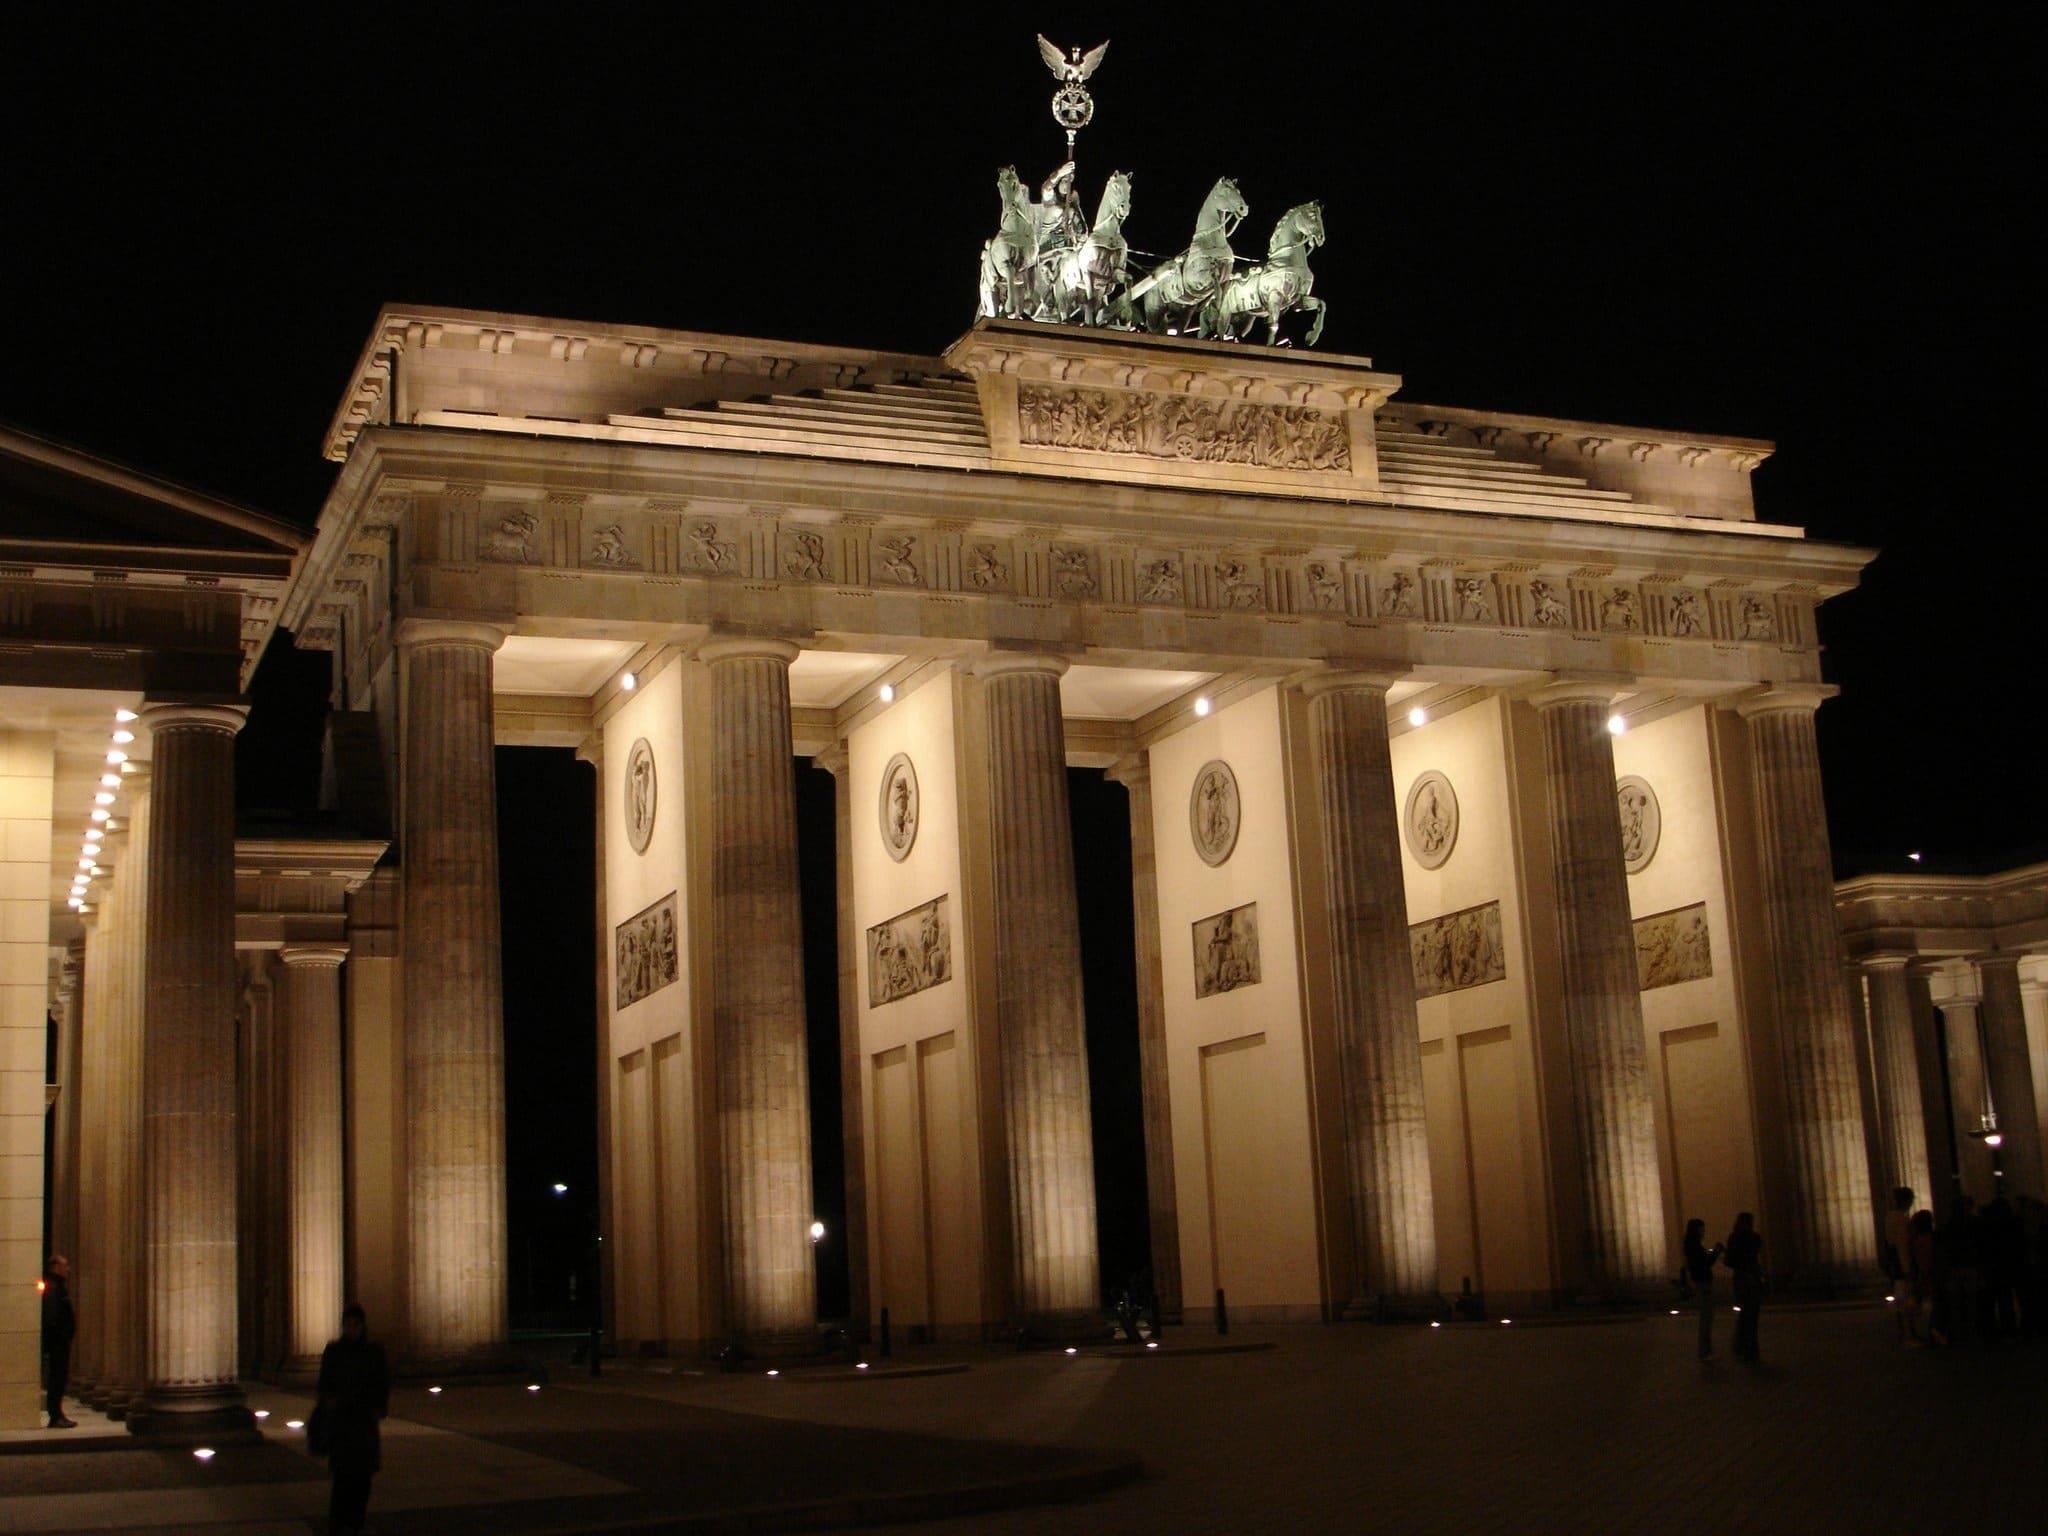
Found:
[9,8,2040,873]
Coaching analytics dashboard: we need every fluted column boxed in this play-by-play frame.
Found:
[72,912,105,1393]
[398,619,510,1364]
[703,638,816,1340]
[1105,754,1182,1319]
[1302,674,1438,1305]
[280,945,348,1365]
[131,704,251,1437]
[1532,683,1667,1294]
[1738,688,1875,1282]
[49,945,85,1307]
[1976,954,2043,1200]
[976,653,1098,1329]
[812,745,870,1338]
[1862,958,1933,1206]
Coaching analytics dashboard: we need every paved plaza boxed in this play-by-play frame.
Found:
[1,1303,2040,1534]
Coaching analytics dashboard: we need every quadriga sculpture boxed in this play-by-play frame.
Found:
[1045,169,1133,327]
[978,166,1039,321]
[1130,176,1247,337]
[1208,201,1326,347]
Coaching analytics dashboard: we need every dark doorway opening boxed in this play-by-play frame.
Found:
[1069,767,1150,1307]
[498,746,599,1334]
[796,759,851,1321]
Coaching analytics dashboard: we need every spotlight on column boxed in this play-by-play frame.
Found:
[1606,714,1626,735]
[1193,696,1211,717]
[620,671,636,691]
[1984,1132,2004,1148]
[1408,707,1427,727]
[879,682,896,704]
[809,1219,826,1244]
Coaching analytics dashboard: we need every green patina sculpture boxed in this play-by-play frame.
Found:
[975,34,1331,346]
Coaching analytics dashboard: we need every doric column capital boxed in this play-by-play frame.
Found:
[1103,752,1149,790]
[137,701,248,738]
[812,742,849,778]
[1860,953,1914,973]
[1733,682,1838,720]
[973,649,1069,681]
[393,617,509,653]
[1975,951,2024,979]
[279,943,350,970]
[1300,667,1405,699]
[1529,676,1626,711]
[695,634,800,667]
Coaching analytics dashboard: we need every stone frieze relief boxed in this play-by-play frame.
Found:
[1017,383,1352,473]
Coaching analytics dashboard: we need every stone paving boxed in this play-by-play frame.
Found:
[0,1305,2039,1533]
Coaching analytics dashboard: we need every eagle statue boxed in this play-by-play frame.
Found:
[1036,35,1109,84]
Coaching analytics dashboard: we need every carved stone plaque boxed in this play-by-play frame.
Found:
[1616,775,1661,874]
[1410,900,1507,1000]
[867,894,951,1007]
[1635,903,1712,991]
[615,892,679,1010]
[1018,384,1352,473]
[624,738,657,855]
[1193,901,1260,998]
[1403,770,1459,870]
[1188,759,1241,867]
[878,753,919,861]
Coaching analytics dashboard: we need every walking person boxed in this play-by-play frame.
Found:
[41,1254,76,1429]
[311,1304,389,1536]
[1723,1212,1766,1361]
[1935,1195,1980,1346]
[1682,1218,1722,1358]
[1906,1209,1937,1344]
[1882,1187,1915,1341]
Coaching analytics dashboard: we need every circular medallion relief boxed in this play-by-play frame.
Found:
[878,753,919,861]
[1616,775,1661,874]
[1188,759,1242,867]
[1404,770,1460,870]
[624,738,657,855]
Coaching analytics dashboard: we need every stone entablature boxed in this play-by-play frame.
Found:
[1837,863,2048,960]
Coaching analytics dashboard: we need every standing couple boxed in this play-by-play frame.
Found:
[1682,1213,1767,1360]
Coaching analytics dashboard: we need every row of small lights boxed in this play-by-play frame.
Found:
[68,710,139,913]
[1197,695,1631,737]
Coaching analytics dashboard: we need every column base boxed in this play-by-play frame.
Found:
[125,1390,258,1444]
[1342,1292,1449,1323]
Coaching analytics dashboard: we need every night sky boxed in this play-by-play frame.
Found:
[9,12,2038,1318]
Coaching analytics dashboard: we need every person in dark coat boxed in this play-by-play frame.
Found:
[314,1304,390,1536]
[41,1255,76,1429]
[1681,1218,1723,1359]
[1723,1212,1766,1361]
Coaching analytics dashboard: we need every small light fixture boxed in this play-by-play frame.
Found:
[428,1385,443,1394]
[1064,1347,1078,1355]
[90,809,109,822]
[855,1362,869,1370]
[193,1447,215,1462]
[620,671,636,691]
[1607,714,1626,735]
[552,1182,569,1196]
[112,730,134,744]
[100,773,119,788]
[253,1409,270,1420]
[1884,1295,1896,1304]
[79,858,93,871]
[1732,1306,1742,1314]
[526,1383,540,1393]
[1408,706,1427,728]
[1193,696,1211,718]
[115,708,138,723]
[1430,1321,1442,1329]
[286,1419,305,1430]
[1907,851,1923,863]
[766,1369,780,1377]
[1669,1309,1680,1316]
[106,750,127,765]
[67,898,83,910]
[1146,1340,1159,1350]
[95,791,115,806]
[1499,1318,1512,1326]
[808,1220,826,1244]
[1984,1132,2004,1148]
[879,682,896,704]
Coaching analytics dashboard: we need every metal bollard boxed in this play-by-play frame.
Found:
[1216,1287,1229,1336]
[879,1305,893,1358]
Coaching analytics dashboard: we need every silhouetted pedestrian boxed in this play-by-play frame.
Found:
[312,1303,389,1536]
[1682,1218,1721,1358]
[1906,1210,1936,1343]
[1980,1195,2023,1338]
[1723,1212,1765,1361]
[1882,1187,1914,1341]
[1934,1195,1979,1346]
[2017,1195,2048,1338]
[41,1255,76,1429]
